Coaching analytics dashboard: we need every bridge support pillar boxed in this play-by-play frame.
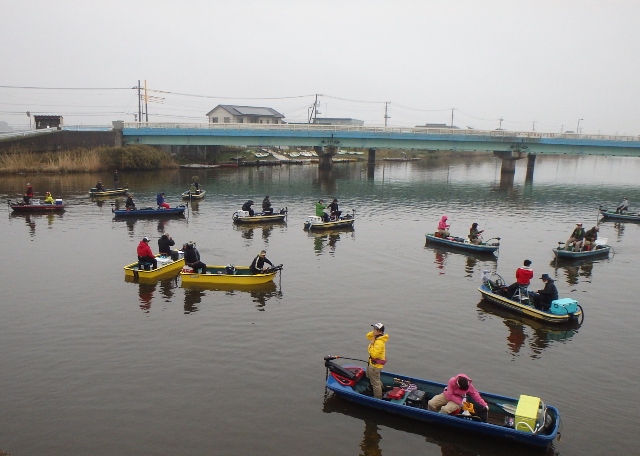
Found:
[315,146,336,169]
[525,153,536,183]
[494,151,524,190]
[368,148,376,166]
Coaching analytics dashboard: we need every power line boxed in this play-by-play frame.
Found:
[0,85,131,90]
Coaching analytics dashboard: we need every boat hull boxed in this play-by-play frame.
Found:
[425,233,499,253]
[304,218,355,230]
[325,363,559,449]
[478,283,582,324]
[599,208,640,222]
[112,206,186,217]
[182,190,206,200]
[124,256,185,281]
[233,212,287,223]
[552,246,610,259]
[89,188,128,197]
[9,202,65,213]
[180,265,278,286]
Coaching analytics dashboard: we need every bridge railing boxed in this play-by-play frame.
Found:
[122,122,639,142]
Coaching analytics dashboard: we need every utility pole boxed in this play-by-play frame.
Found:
[532,120,536,132]
[384,102,390,127]
[577,118,583,134]
[308,94,322,124]
[560,125,564,133]
[498,117,503,129]
[137,80,142,123]
[451,108,455,128]
[144,80,149,123]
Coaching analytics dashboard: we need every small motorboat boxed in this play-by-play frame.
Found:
[89,187,129,197]
[599,206,640,222]
[112,205,187,217]
[324,356,560,449]
[232,208,287,223]
[425,233,500,254]
[181,190,206,200]
[304,211,355,230]
[8,199,65,213]
[180,264,283,286]
[478,271,584,325]
[123,252,185,281]
[552,238,611,259]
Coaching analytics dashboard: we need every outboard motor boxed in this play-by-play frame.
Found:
[225,264,236,275]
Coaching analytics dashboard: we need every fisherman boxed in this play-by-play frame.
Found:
[504,260,534,299]
[250,250,274,273]
[582,226,599,251]
[328,198,342,220]
[157,233,175,255]
[616,197,629,214]
[24,183,34,204]
[437,215,450,237]
[529,274,559,311]
[137,237,157,269]
[366,323,389,399]
[114,170,120,186]
[95,181,105,191]
[316,199,329,222]
[125,193,136,210]
[156,192,170,209]
[183,241,206,273]
[262,196,273,215]
[565,223,586,251]
[44,192,54,204]
[427,374,488,418]
[242,200,255,216]
[468,222,484,245]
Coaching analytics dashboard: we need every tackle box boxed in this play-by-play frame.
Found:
[405,390,427,408]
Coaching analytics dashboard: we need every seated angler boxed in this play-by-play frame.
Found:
[427,374,488,420]
[157,233,175,256]
[504,259,533,299]
[437,215,450,237]
[615,197,629,214]
[468,222,484,245]
[137,237,158,269]
[565,223,585,251]
[529,274,559,312]
[250,250,274,274]
[156,192,170,209]
[183,241,207,273]
[44,192,55,204]
[125,193,136,210]
[95,181,105,192]
[328,198,342,220]
[262,195,273,215]
[582,226,599,251]
[242,200,255,216]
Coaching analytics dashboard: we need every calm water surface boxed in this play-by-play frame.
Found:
[1,155,639,455]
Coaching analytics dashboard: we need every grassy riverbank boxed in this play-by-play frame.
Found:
[0,145,178,174]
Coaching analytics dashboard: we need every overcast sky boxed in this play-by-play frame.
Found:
[1,0,639,134]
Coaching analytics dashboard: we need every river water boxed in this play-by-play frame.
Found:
[0,154,638,456]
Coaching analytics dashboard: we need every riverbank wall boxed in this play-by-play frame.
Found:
[0,130,117,153]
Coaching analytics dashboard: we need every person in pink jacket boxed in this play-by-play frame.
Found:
[437,215,450,237]
[427,373,488,416]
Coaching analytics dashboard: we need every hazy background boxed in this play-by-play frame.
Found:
[1,0,639,134]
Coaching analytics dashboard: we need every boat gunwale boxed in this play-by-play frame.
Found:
[425,233,499,253]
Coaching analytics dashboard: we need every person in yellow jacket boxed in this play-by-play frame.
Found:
[44,192,54,204]
[366,322,389,399]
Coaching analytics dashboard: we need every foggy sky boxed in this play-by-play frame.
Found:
[1,0,639,135]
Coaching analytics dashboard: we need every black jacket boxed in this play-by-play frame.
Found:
[250,255,273,272]
[538,280,559,302]
[158,236,175,254]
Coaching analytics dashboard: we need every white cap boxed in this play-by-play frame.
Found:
[371,323,384,331]
[142,237,150,242]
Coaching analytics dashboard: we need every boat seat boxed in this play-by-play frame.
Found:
[512,286,529,303]
[138,261,153,271]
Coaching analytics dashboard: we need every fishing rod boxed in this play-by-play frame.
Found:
[324,355,369,364]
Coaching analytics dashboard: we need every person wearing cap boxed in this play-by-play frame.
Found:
[583,226,599,251]
[156,192,170,210]
[262,196,273,215]
[95,181,105,192]
[328,198,341,220]
[366,323,389,399]
[428,374,488,418]
[316,199,329,222]
[529,274,559,311]
[437,215,450,238]
[137,237,157,269]
[616,197,629,214]
[504,259,534,299]
[565,223,586,251]
[183,241,206,273]
[114,170,119,186]
[242,200,255,216]
[468,222,484,245]
[44,192,54,204]
[24,183,34,204]
[125,193,136,210]
[250,250,274,274]
[157,233,175,255]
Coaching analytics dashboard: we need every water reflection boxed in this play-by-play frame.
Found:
[10,212,64,236]
[124,276,179,312]
[308,228,355,255]
[233,222,285,245]
[477,301,578,360]
[183,287,204,314]
[181,282,282,311]
[551,259,596,286]
[137,281,156,312]
[322,393,554,456]
[425,245,496,276]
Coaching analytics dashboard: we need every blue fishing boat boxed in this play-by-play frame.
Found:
[599,207,640,222]
[425,233,500,254]
[478,272,584,325]
[324,356,560,449]
[112,205,187,217]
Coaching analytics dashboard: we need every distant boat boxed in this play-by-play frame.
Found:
[179,164,221,169]
[599,207,640,222]
[112,205,187,217]
[89,187,129,197]
[181,190,206,200]
[9,199,65,213]
[383,157,421,162]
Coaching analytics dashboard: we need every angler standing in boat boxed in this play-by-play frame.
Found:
[242,200,255,216]
[114,170,119,187]
[24,183,34,204]
[125,193,136,210]
[427,374,488,416]
[137,237,157,269]
[565,223,585,251]
[157,233,175,255]
[468,223,484,245]
[615,197,629,214]
[250,250,274,273]
[366,323,388,399]
[529,274,559,311]
[183,241,206,273]
[437,215,450,237]
[316,199,329,222]
[262,196,273,215]
[504,260,533,298]
[328,198,342,220]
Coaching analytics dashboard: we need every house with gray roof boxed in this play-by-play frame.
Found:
[206,105,284,124]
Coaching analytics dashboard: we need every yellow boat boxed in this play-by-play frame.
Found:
[123,254,185,281]
[180,264,282,286]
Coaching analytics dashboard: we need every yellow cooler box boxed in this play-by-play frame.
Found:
[514,395,541,433]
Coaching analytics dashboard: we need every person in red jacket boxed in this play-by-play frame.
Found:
[504,259,533,299]
[137,237,157,269]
